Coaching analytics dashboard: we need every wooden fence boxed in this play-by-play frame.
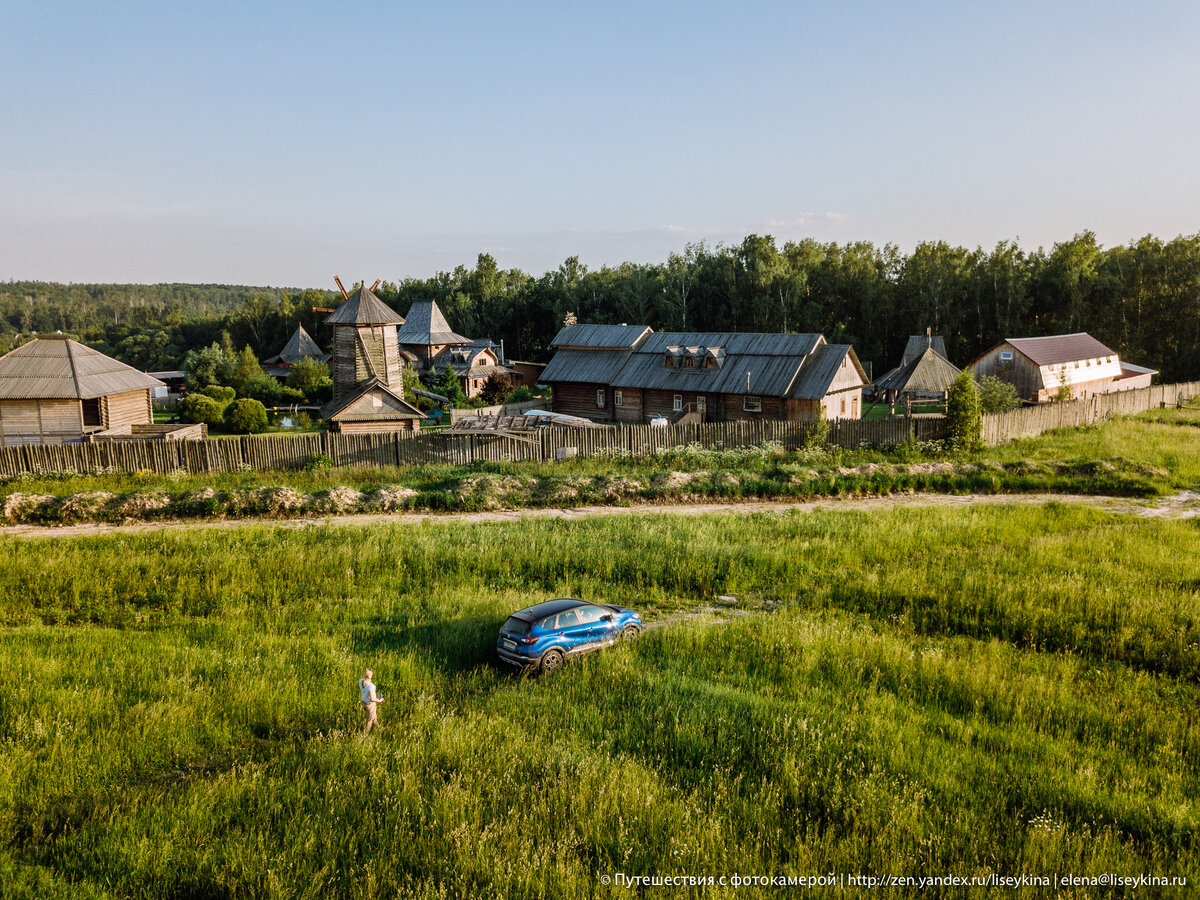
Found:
[0,382,1194,477]
[981,380,1200,445]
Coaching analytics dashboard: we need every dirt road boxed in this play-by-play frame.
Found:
[2,490,1196,540]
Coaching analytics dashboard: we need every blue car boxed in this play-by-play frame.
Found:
[496,598,644,673]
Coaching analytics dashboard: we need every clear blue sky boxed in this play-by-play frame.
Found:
[2,1,1197,286]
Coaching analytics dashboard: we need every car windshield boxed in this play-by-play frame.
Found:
[503,616,533,636]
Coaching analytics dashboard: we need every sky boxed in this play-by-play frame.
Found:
[2,1,1198,287]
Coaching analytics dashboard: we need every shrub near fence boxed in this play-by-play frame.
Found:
[0,382,1195,478]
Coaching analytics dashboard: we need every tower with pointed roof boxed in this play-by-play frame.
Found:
[396,299,471,370]
[325,281,407,402]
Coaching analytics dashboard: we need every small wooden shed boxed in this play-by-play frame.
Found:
[320,377,423,434]
[0,336,164,447]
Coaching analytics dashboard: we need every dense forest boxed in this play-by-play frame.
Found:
[4,230,1199,381]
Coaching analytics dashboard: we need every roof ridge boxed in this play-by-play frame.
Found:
[64,338,85,400]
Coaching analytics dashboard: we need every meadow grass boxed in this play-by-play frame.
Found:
[1,504,1197,897]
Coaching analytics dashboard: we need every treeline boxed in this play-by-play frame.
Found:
[5,231,1199,381]
[378,231,1200,382]
[0,283,329,373]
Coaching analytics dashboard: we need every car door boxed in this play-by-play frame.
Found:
[551,609,592,655]
[576,604,618,648]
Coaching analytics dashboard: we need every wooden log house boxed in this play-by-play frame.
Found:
[0,336,164,447]
[541,324,869,424]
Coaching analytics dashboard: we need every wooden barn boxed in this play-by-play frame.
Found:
[968,333,1156,403]
[320,281,423,433]
[0,336,164,447]
[542,324,869,423]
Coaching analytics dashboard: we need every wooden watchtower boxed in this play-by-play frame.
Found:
[325,278,407,402]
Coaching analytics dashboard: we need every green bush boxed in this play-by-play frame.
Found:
[242,374,283,405]
[480,373,511,404]
[506,386,534,403]
[177,393,224,425]
[978,375,1021,413]
[199,385,235,404]
[287,358,333,399]
[224,398,268,434]
[946,370,983,451]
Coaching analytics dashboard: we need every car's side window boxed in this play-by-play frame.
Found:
[555,610,580,629]
[576,606,607,625]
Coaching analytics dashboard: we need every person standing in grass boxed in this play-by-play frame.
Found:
[359,668,384,735]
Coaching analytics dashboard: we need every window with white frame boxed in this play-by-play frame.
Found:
[596,389,605,407]
[1000,350,1014,361]
[743,395,761,412]
[673,394,682,411]
[614,390,623,407]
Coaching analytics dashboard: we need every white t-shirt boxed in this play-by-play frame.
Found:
[359,678,378,703]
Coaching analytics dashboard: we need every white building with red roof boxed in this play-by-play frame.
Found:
[967,332,1156,403]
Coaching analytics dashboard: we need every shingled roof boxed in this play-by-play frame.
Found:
[901,334,947,366]
[325,285,405,326]
[264,325,329,366]
[396,299,470,346]
[875,345,961,396]
[1005,333,1116,367]
[319,377,423,422]
[550,323,653,350]
[0,336,164,400]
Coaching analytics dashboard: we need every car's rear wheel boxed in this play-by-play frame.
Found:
[539,649,565,674]
[619,624,641,643]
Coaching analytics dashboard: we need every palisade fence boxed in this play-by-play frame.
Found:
[0,382,1195,478]
[980,380,1200,445]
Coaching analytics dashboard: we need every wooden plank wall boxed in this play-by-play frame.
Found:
[981,380,1200,445]
[0,380,1196,477]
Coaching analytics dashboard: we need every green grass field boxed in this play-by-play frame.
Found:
[1,502,1197,897]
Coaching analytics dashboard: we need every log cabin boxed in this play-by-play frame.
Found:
[0,336,164,447]
[542,324,869,423]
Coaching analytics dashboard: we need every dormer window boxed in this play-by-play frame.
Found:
[683,355,695,368]
[705,355,718,369]
[704,347,724,369]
